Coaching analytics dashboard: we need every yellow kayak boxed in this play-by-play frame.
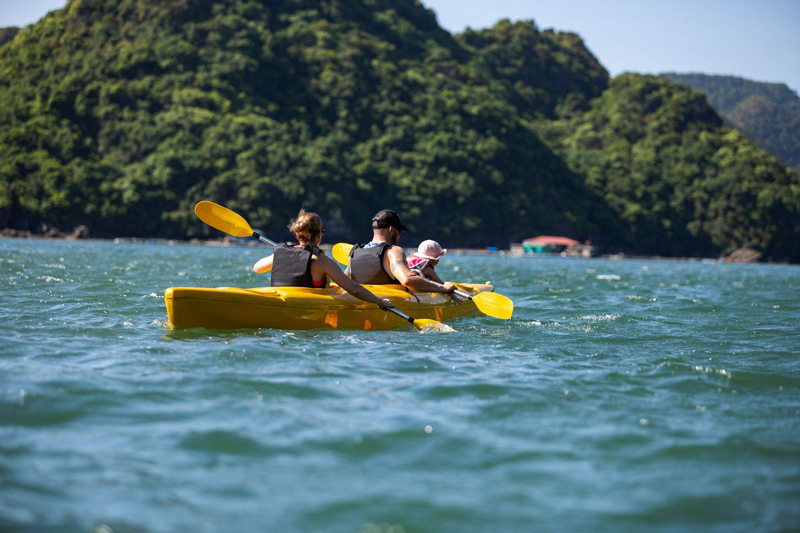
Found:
[165,283,493,330]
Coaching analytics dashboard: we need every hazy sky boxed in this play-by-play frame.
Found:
[2,0,799,92]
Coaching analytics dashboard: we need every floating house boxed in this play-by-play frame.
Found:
[520,236,596,257]
[522,236,580,253]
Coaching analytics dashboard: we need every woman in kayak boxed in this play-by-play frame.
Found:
[253,210,394,309]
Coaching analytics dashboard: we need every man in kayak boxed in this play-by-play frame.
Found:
[254,210,395,309]
[346,210,458,296]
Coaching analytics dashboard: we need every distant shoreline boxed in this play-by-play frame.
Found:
[1,232,785,264]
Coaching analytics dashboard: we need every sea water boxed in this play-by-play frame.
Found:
[1,238,798,532]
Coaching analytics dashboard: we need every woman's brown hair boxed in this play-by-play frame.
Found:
[288,209,322,243]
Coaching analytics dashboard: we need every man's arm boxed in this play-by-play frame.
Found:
[423,264,444,284]
[386,247,455,293]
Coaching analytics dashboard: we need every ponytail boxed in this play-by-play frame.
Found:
[288,209,322,243]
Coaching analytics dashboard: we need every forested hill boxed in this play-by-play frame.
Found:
[0,27,20,48]
[662,73,800,171]
[1,1,798,260]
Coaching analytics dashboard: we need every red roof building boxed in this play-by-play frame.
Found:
[522,236,580,247]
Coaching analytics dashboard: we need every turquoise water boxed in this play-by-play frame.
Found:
[1,238,799,532]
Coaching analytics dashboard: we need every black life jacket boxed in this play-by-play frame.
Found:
[270,244,324,288]
[348,242,396,285]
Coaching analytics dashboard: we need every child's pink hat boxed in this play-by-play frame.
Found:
[416,240,447,260]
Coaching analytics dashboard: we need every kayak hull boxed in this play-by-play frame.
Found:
[164,283,492,330]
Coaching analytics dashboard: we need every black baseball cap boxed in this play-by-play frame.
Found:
[372,210,409,232]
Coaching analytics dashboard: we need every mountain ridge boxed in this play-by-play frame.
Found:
[1,0,798,260]
[662,72,800,171]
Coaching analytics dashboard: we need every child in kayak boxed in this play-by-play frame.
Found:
[406,240,447,283]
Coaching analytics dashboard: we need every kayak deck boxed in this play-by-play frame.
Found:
[165,283,492,330]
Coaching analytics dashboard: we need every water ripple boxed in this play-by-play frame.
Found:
[1,239,799,532]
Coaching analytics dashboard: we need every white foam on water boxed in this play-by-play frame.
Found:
[340,335,379,344]
[692,366,732,378]
[565,314,621,322]
[563,324,594,333]
[420,323,456,333]
[577,314,621,321]
[597,274,621,280]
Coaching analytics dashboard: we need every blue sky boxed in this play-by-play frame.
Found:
[424,0,800,92]
[2,0,799,92]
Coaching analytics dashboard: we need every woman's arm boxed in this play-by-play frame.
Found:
[318,256,394,309]
[253,255,274,273]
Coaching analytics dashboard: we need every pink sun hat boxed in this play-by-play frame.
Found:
[415,240,447,260]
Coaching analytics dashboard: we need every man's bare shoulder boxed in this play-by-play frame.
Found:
[385,245,406,259]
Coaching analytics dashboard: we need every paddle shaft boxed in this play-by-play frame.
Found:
[253,231,281,247]
[423,278,474,301]
[387,307,416,324]
[453,288,475,300]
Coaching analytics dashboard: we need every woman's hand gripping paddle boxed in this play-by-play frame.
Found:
[333,242,513,320]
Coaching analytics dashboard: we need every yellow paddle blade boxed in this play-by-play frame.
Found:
[473,291,514,320]
[195,201,254,238]
[414,319,456,332]
[332,242,354,265]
